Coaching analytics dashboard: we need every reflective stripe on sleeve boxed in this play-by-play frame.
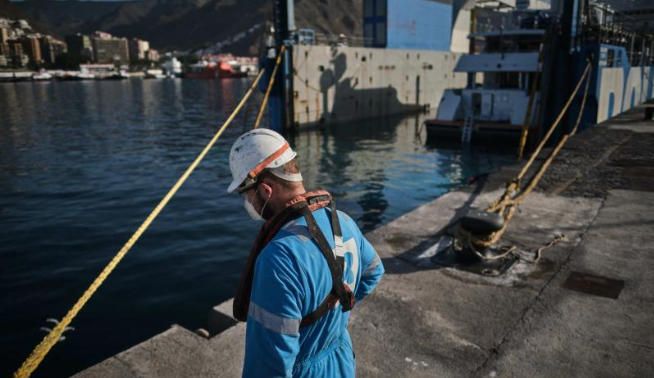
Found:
[362,254,382,277]
[248,302,301,336]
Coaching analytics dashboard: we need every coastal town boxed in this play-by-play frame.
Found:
[0,17,258,81]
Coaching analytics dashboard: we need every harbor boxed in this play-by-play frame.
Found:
[2,0,654,377]
[75,102,654,377]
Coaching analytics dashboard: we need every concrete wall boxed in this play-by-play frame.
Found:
[450,6,470,53]
[293,44,467,127]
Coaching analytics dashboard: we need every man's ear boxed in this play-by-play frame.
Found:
[258,180,273,199]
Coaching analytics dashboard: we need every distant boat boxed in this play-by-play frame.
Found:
[161,57,183,78]
[56,71,95,81]
[184,58,248,79]
[98,70,128,80]
[184,61,220,79]
[144,69,166,79]
[32,71,53,81]
[78,71,95,80]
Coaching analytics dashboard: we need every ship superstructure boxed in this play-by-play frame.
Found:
[427,4,552,143]
[425,0,653,147]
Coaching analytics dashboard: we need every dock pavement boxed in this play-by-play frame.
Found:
[76,103,654,377]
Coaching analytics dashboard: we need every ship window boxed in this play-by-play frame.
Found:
[607,49,614,67]
[498,72,519,89]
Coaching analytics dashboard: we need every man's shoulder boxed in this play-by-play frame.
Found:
[277,208,360,240]
[335,209,358,229]
[259,219,315,262]
[256,238,300,275]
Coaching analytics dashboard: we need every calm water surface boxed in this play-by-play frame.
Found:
[0,79,513,377]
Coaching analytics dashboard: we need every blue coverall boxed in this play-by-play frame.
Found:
[243,207,385,377]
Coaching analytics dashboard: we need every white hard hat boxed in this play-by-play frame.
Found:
[227,128,302,193]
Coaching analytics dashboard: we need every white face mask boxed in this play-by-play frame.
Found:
[243,198,264,222]
[243,191,270,222]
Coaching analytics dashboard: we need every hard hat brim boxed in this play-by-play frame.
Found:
[227,178,243,193]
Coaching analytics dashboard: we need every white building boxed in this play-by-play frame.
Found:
[129,38,150,62]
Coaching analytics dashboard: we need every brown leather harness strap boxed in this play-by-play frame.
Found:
[234,190,337,322]
[233,190,355,326]
[299,201,355,327]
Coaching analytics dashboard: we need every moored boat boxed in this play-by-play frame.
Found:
[426,5,548,145]
[32,70,54,81]
[144,69,166,79]
[184,55,252,79]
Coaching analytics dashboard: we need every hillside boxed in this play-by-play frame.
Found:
[9,0,363,54]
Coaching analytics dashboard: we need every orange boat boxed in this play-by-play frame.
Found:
[184,59,247,79]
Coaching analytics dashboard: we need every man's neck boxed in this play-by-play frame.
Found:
[270,185,306,215]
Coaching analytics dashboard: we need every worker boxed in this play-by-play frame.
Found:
[227,129,384,377]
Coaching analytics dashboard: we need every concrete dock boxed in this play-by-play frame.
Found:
[76,104,654,377]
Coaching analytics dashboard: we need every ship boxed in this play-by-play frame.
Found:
[32,70,54,81]
[99,70,129,80]
[184,54,255,79]
[424,0,654,147]
[56,71,95,81]
[425,4,549,144]
[144,69,167,79]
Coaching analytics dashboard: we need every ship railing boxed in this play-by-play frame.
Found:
[312,32,373,48]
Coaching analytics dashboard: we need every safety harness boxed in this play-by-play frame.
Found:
[233,190,355,327]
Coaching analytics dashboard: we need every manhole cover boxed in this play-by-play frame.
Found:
[562,271,624,299]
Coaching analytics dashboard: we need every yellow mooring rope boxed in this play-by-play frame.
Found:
[487,62,593,214]
[462,61,593,251]
[254,45,286,129]
[13,50,288,376]
[517,44,544,160]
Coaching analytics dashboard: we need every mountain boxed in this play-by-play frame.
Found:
[0,0,24,19]
[9,0,363,54]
